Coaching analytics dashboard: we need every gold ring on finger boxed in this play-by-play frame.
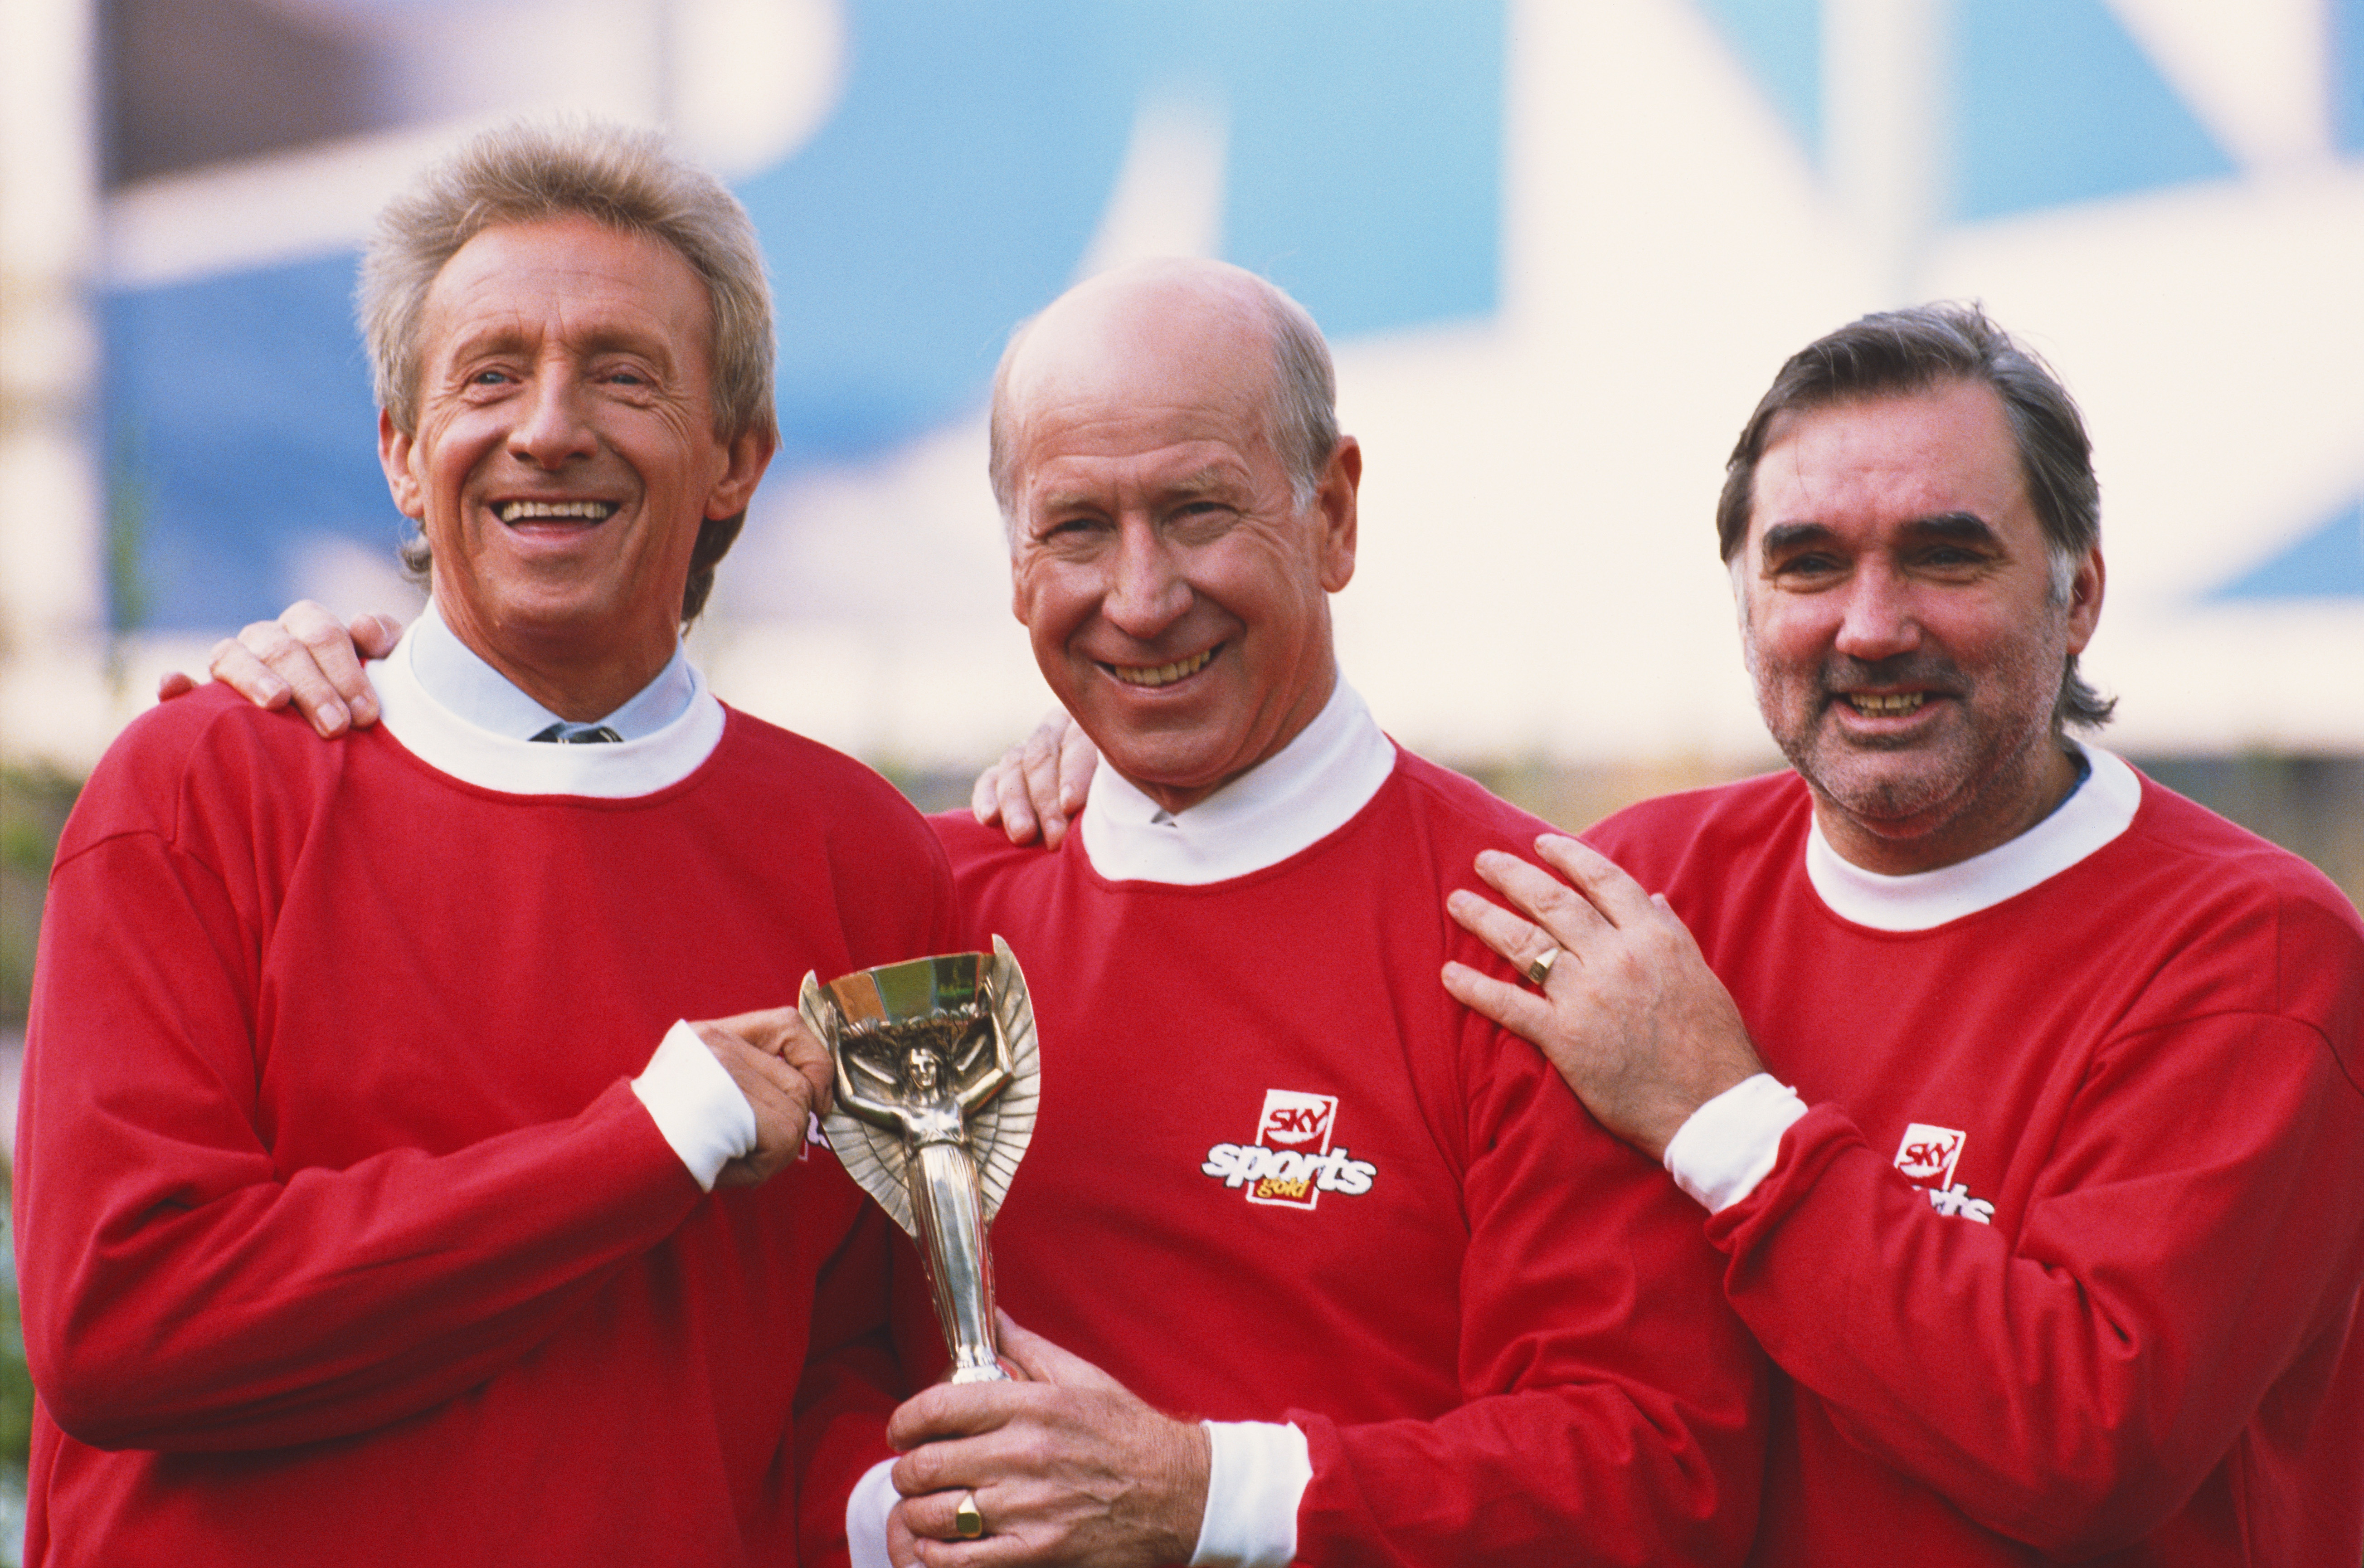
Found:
[1524,946,1560,987]
[954,1490,986,1540]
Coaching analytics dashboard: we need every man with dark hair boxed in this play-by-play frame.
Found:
[1711,304,2112,729]
[1444,303,2364,1564]
[21,121,958,1566]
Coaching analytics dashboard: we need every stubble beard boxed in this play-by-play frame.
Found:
[1757,641,2067,844]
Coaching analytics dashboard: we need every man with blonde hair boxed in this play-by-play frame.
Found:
[20,120,957,1566]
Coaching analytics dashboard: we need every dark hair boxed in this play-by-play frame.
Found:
[367,120,775,624]
[1717,302,2113,731]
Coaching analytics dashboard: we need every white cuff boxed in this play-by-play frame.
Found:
[846,1457,898,1568]
[1663,1072,1808,1213]
[1190,1419,1308,1568]
[630,1020,759,1192]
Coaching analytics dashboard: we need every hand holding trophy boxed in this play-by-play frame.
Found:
[801,937,1040,1383]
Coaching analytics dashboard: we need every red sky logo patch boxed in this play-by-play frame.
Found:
[1895,1121,1994,1223]
[1894,1123,1964,1187]
[1201,1089,1376,1210]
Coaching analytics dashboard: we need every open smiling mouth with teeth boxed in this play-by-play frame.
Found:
[1843,691,1928,716]
[498,500,618,524]
[1107,646,1217,688]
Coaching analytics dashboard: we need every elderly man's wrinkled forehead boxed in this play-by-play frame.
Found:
[1000,263,1285,457]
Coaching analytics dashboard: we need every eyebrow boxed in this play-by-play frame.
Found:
[1165,463,1239,495]
[1905,511,2003,544]
[1031,462,1244,517]
[441,324,678,367]
[1758,511,2001,555]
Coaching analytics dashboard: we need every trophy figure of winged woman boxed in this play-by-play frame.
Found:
[801,939,1039,1384]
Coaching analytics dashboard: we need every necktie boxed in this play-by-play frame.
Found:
[530,721,623,744]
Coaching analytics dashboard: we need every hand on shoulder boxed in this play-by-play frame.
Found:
[969,710,1098,848]
[156,601,405,739]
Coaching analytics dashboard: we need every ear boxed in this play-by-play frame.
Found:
[704,426,778,520]
[1007,506,1035,628]
[1727,552,1758,674]
[2063,546,2104,654]
[1313,436,1361,593]
[378,410,423,520]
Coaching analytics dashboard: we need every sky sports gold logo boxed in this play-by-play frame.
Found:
[1200,1089,1377,1210]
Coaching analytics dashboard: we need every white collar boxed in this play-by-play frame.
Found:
[405,597,697,740]
[1079,677,1398,885]
[1804,739,2142,931]
[369,602,726,799]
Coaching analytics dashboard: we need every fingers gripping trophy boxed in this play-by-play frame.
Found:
[801,939,1040,1383]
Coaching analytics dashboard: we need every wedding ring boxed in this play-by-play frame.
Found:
[954,1490,986,1540]
[1523,946,1560,987]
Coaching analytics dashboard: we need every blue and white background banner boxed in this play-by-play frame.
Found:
[89,0,2364,765]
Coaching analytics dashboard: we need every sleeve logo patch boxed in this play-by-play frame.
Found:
[1894,1123,1964,1186]
[1201,1089,1377,1210]
[1894,1122,1993,1224]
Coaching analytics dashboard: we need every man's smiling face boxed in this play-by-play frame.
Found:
[1001,268,1358,815]
[380,215,769,713]
[1738,377,2103,873]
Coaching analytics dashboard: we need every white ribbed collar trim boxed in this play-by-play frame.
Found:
[1079,677,1397,886]
[1804,740,2141,931]
[369,607,726,799]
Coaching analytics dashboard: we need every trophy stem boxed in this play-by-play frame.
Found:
[906,1142,1008,1383]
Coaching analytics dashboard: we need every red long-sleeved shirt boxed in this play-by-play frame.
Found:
[18,686,957,1566]
[1591,763,2364,1565]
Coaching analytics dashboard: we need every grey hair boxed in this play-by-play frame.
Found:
[986,267,1340,525]
[1717,302,2113,732]
[362,119,775,623]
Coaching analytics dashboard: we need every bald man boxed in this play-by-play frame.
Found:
[851,261,1760,1568]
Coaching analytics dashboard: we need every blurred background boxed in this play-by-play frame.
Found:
[1,0,2362,1550]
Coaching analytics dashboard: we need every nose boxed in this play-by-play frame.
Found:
[508,365,597,469]
[1101,518,1192,637]
[1831,560,1921,662]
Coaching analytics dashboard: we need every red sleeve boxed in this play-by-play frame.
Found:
[793,1207,907,1568]
[1291,1005,1766,1566]
[1712,1007,2364,1558]
[15,824,702,1454]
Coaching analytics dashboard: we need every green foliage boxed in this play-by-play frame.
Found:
[0,1172,27,1467]
[0,1167,29,1565]
[106,434,154,641]
[0,769,83,1029]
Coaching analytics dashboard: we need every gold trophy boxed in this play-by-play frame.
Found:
[801,938,1039,1383]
